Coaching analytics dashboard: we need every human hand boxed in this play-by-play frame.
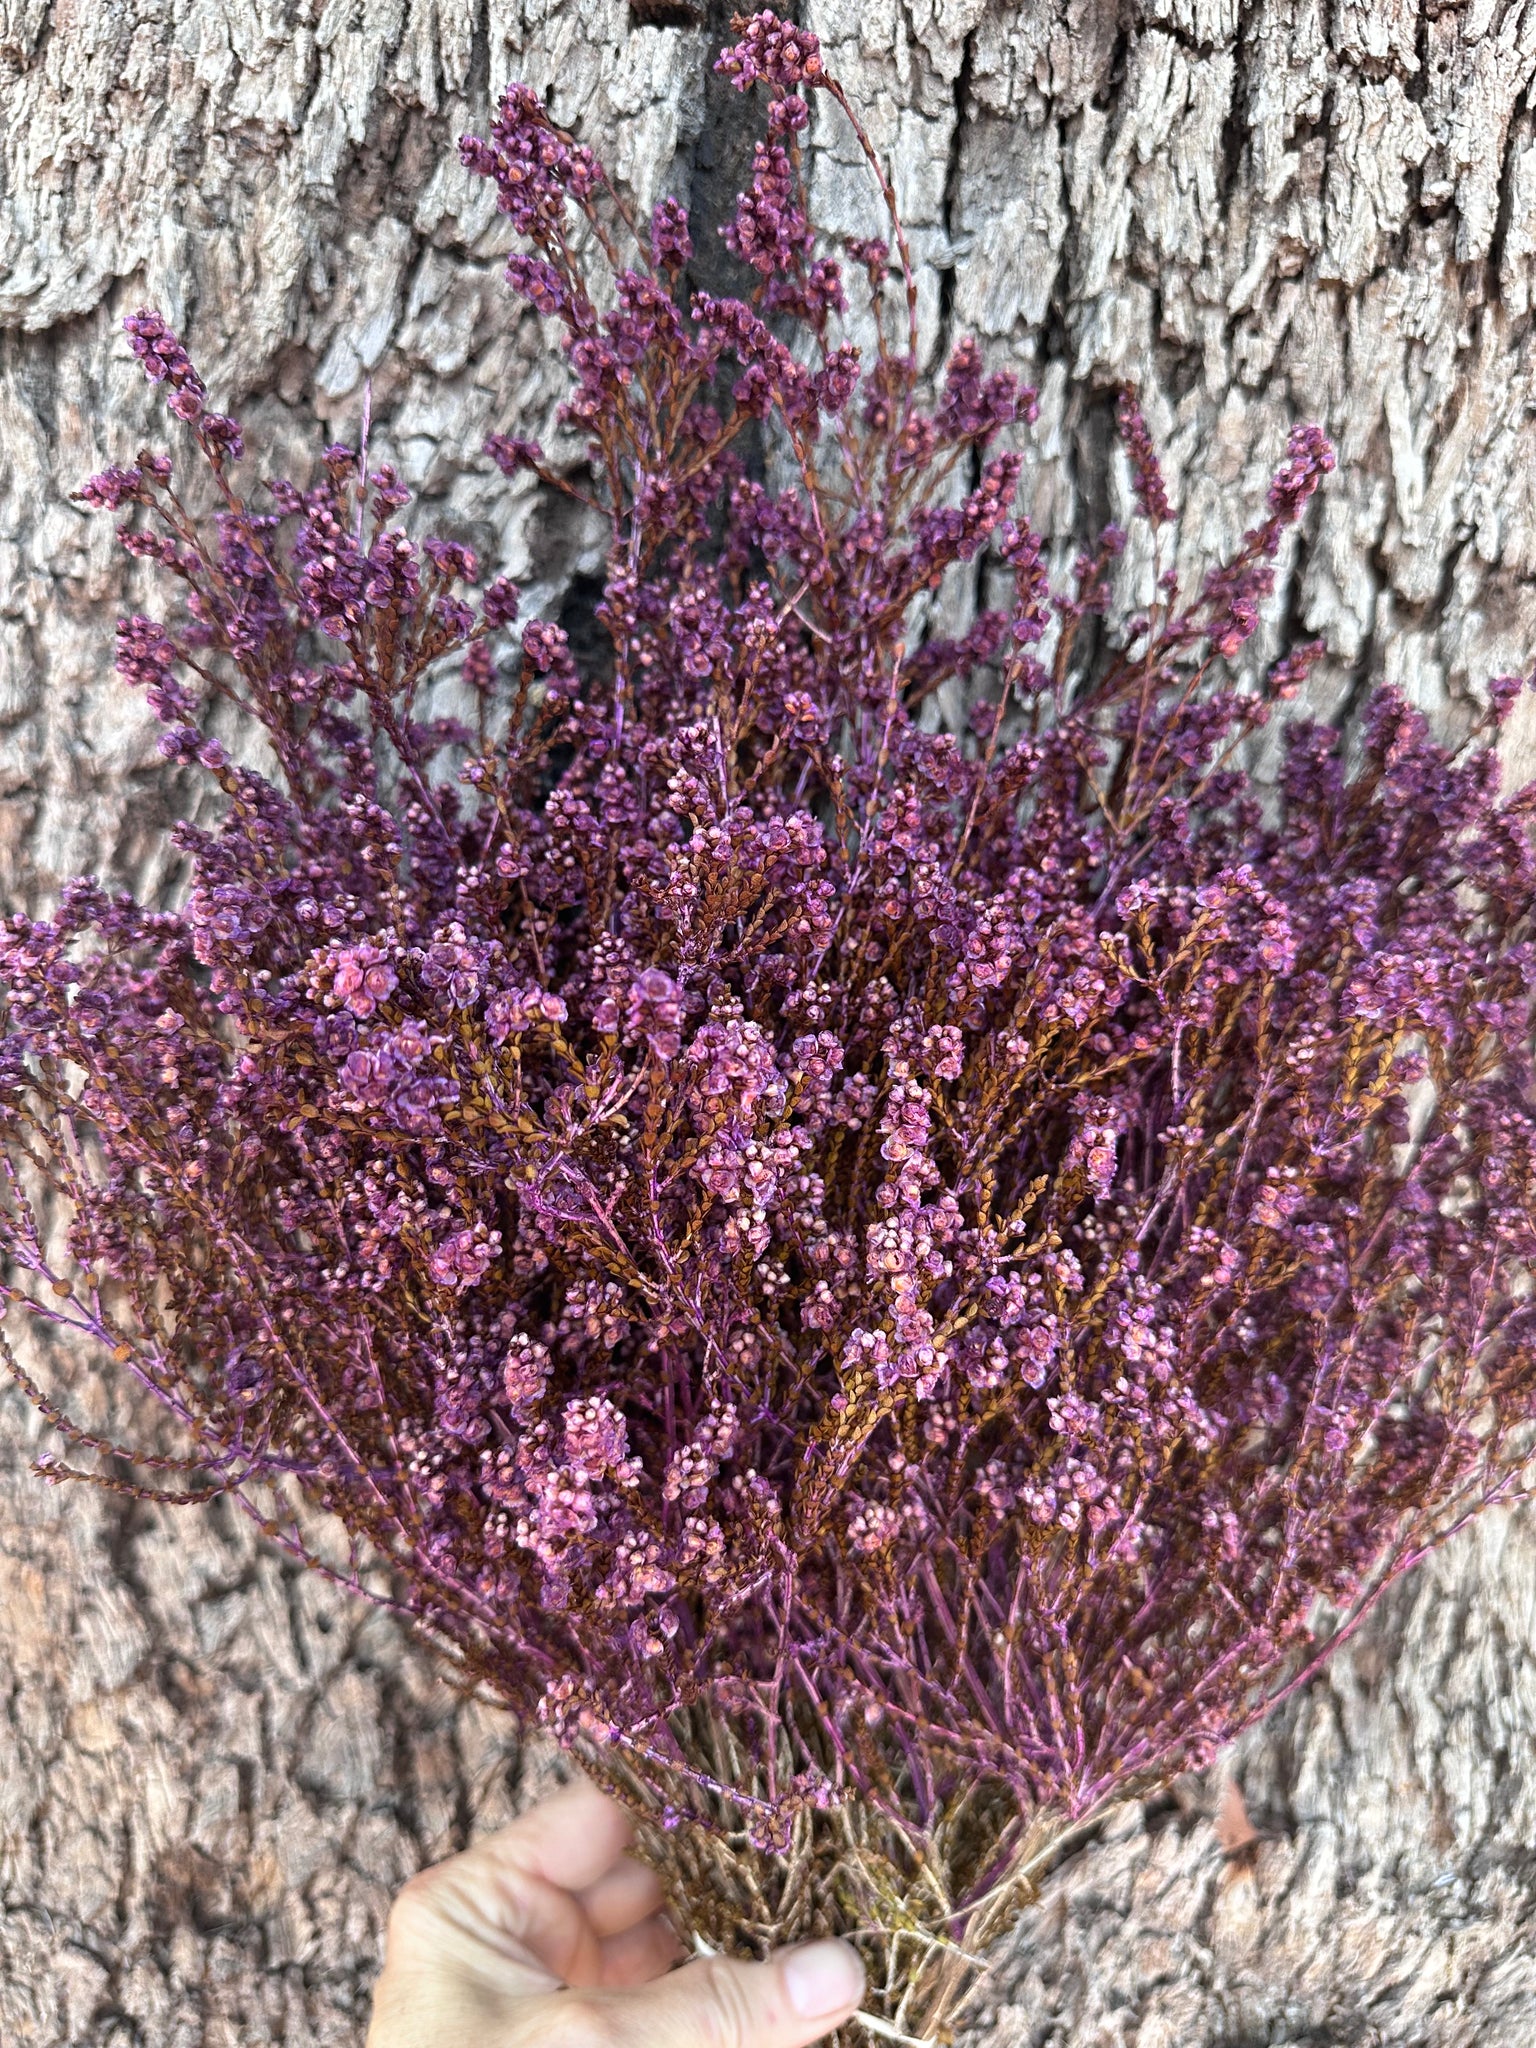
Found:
[367,1776,868,2047]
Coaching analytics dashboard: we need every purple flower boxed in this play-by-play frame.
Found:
[563,1395,631,1477]
[78,466,148,511]
[1267,637,1327,701]
[503,1335,552,1417]
[627,968,684,1060]
[1116,387,1173,525]
[420,923,487,1008]
[199,412,244,463]
[1487,671,1530,725]
[722,142,810,278]
[1266,422,1336,527]
[482,575,521,627]
[651,196,692,272]
[424,538,478,583]
[124,309,205,406]
[486,987,567,1043]
[428,1227,499,1291]
[329,942,398,1019]
[459,84,601,241]
[937,338,1034,443]
[1064,1108,1118,1199]
[716,11,826,91]
[485,434,544,478]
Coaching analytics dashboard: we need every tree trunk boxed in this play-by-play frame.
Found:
[3,1,1536,2040]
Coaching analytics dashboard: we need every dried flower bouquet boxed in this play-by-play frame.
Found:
[4,14,1536,2042]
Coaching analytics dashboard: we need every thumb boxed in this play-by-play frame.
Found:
[599,1939,867,2048]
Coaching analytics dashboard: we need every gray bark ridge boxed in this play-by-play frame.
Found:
[4,3,1536,2043]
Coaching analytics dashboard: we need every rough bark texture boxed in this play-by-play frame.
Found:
[4,1,1536,2041]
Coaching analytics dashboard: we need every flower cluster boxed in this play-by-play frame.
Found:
[5,12,1536,2011]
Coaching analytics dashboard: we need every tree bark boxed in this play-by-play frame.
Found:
[3,1,1536,2040]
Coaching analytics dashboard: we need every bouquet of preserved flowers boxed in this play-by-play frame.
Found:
[4,14,1535,2042]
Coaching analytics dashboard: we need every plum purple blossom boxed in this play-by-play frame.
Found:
[327,941,398,1019]
[429,1227,500,1291]
[1116,386,1173,525]
[626,968,684,1060]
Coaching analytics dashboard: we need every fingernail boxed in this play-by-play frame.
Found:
[783,1940,865,2018]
